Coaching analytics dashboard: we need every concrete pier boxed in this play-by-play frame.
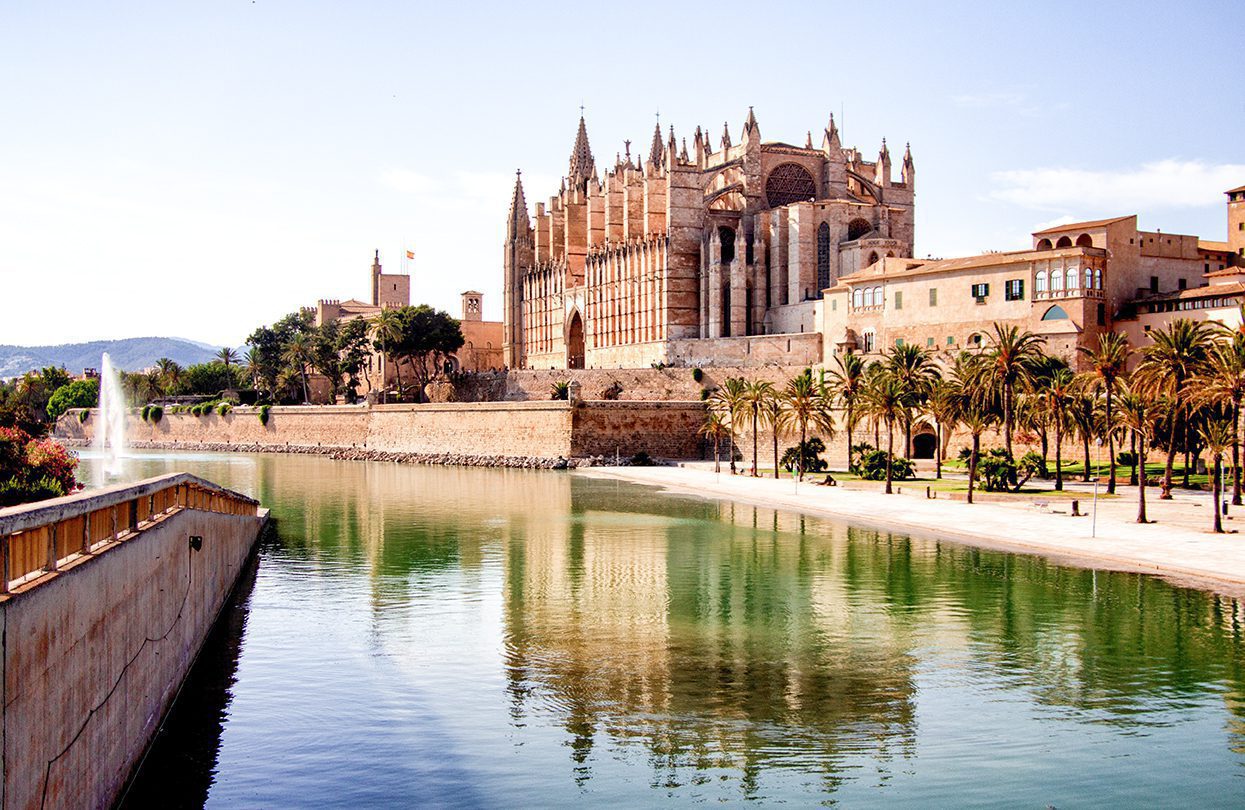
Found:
[0,474,266,810]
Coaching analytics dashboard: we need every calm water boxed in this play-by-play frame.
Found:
[79,451,1245,808]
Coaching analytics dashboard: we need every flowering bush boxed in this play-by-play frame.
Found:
[0,427,80,506]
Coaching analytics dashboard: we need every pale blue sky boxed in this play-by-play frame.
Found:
[1,0,1241,346]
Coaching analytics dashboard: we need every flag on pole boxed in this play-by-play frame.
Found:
[405,250,415,261]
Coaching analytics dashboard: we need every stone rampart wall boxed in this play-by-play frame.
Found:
[57,401,708,462]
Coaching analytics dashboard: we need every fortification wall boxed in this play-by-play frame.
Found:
[57,401,707,462]
[0,476,264,810]
[496,365,814,403]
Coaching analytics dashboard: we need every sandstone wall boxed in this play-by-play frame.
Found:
[572,402,706,459]
[0,485,263,810]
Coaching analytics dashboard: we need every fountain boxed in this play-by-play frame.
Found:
[93,352,128,479]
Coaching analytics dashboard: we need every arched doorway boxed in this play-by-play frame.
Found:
[912,432,937,459]
[567,311,585,369]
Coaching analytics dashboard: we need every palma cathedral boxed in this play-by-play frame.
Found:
[502,108,915,369]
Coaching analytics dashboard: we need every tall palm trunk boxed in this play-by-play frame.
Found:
[750,406,759,477]
[844,402,854,471]
[1105,390,1117,494]
[1129,431,1139,486]
[935,423,942,479]
[1183,419,1192,488]
[1162,406,1179,499]
[1003,383,1014,459]
[885,418,895,494]
[798,419,808,481]
[1234,399,1242,506]
[772,415,779,480]
[1054,419,1064,491]
[1039,425,1050,478]
[1083,432,1092,483]
[300,366,310,404]
[1137,429,1148,523]
[713,436,721,474]
[967,433,980,504]
[903,417,912,460]
[1212,454,1225,533]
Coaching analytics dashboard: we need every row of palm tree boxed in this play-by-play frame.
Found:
[699,314,1245,532]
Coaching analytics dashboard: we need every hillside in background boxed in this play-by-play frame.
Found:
[0,337,224,378]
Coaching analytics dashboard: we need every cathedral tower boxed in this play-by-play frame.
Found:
[502,170,533,368]
[1229,184,1245,265]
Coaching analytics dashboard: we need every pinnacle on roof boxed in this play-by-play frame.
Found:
[648,119,665,167]
[805,131,813,149]
[507,169,530,235]
[903,142,913,164]
[823,113,841,151]
[679,137,689,163]
[742,106,759,139]
[721,121,732,149]
[567,115,595,186]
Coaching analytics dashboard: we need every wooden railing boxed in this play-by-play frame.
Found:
[0,473,260,595]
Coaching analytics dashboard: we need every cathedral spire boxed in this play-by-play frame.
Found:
[648,118,665,168]
[742,106,760,141]
[507,169,530,238]
[568,115,596,188]
[805,130,813,149]
[876,138,892,187]
[822,112,841,153]
[902,142,915,186]
[721,121,732,149]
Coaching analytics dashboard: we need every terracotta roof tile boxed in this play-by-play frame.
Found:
[1032,215,1134,236]
[1199,240,1231,252]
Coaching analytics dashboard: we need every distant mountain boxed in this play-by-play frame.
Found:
[0,337,225,378]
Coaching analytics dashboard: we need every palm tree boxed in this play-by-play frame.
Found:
[709,377,749,474]
[1117,390,1153,523]
[982,324,1047,461]
[885,343,939,457]
[741,380,775,477]
[758,386,785,480]
[862,370,907,494]
[372,308,405,402]
[1068,393,1098,483]
[1134,318,1216,498]
[1078,332,1132,494]
[1042,367,1077,491]
[216,347,238,369]
[947,352,997,504]
[242,348,261,392]
[698,410,731,474]
[924,379,958,479]
[825,352,866,470]
[1200,418,1233,534]
[155,357,182,394]
[1193,333,1245,506]
[778,370,834,481]
[283,332,315,404]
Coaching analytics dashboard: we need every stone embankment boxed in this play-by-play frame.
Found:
[57,400,707,466]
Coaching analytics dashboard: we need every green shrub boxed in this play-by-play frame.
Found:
[691,367,704,383]
[855,449,915,481]
[47,379,99,420]
[217,402,231,416]
[978,449,1042,492]
[141,405,152,422]
[258,404,271,426]
[1117,451,1138,468]
[630,451,654,466]
[550,380,570,401]
[77,409,89,424]
[780,438,828,474]
[148,405,163,423]
[848,442,876,473]
[699,387,712,401]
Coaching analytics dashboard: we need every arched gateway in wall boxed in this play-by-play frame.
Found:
[567,311,585,369]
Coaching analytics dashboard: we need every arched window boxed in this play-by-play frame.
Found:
[1065,266,1078,290]
[864,287,874,307]
[1036,269,1048,294]
[867,251,880,266]
[853,288,863,308]
[1056,236,1073,248]
[847,218,873,241]
[1094,268,1103,290]
[862,329,876,353]
[816,222,831,295]
[1085,266,1094,290]
[969,333,982,347]
[873,286,883,306]
[886,251,895,257]
[1036,238,1053,251]
[1051,268,1064,291]
[764,163,818,208]
[1075,233,1094,247]
[1042,305,1070,320]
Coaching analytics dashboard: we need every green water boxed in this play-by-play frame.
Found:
[83,451,1245,807]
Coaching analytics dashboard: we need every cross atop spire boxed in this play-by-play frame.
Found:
[568,115,595,189]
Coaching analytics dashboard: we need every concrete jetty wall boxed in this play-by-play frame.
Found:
[55,400,708,462]
[0,475,265,810]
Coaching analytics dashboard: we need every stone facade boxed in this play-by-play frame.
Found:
[503,109,914,370]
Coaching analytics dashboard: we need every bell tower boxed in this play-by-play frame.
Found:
[1229,185,1245,266]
